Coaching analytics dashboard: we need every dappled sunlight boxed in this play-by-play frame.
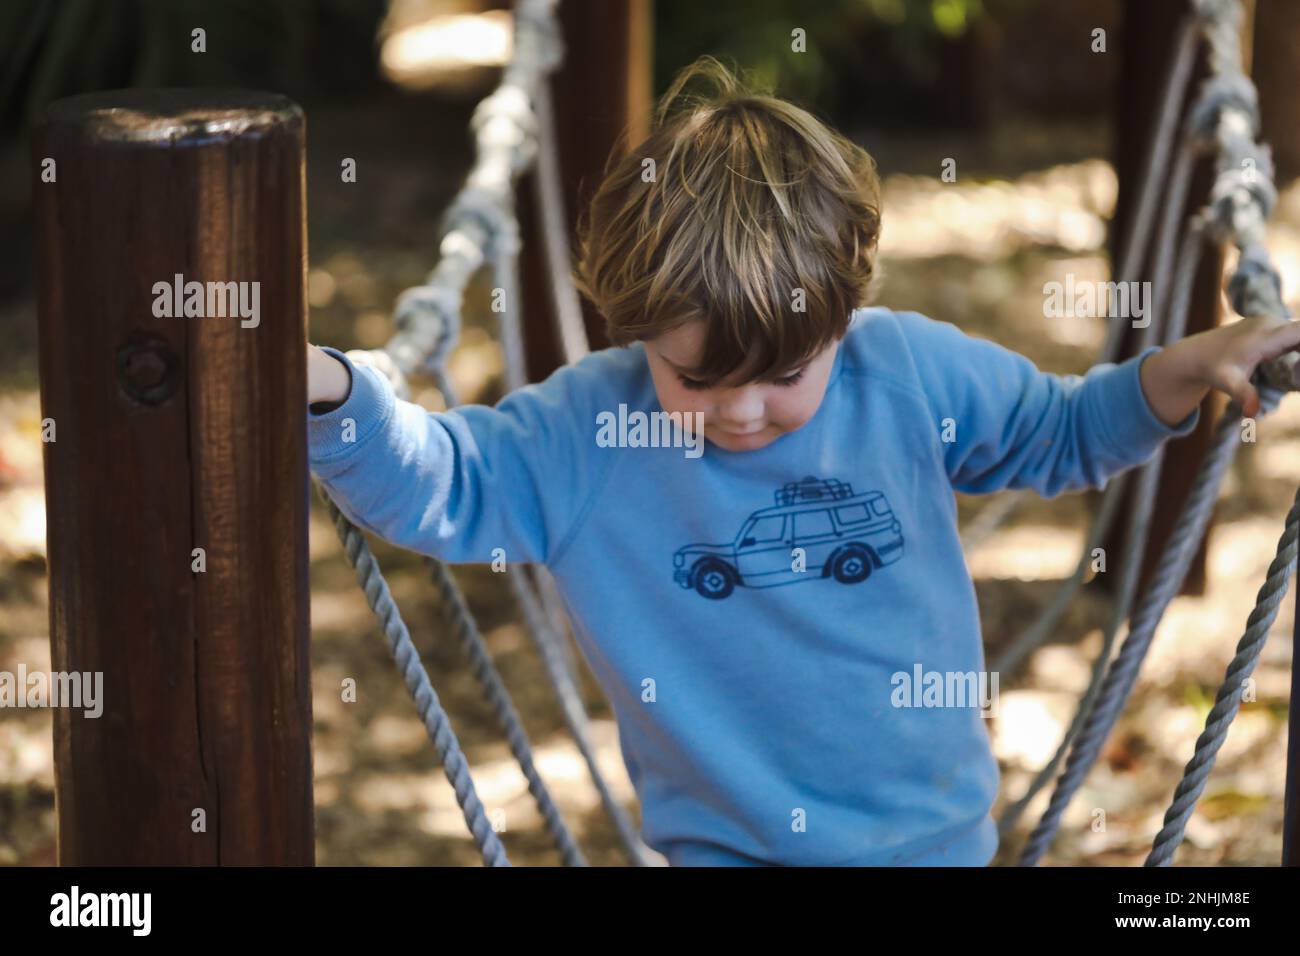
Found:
[309,586,375,634]
[380,8,513,89]
[342,717,634,846]
[965,523,1083,580]
[0,392,45,561]
[880,159,1116,261]
[1252,435,1300,482]
[990,690,1073,768]
[1023,642,1095,694]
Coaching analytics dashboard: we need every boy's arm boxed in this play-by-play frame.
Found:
[901,313,1199,498]
[308,347,603,566]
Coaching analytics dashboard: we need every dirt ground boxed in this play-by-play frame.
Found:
[1,91,1298,867]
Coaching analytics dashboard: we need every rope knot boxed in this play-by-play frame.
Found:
[1204,143,1277,244]
[1188,72,1259,145]
[471,85,539,175]
[392,283,462,373]
[443,186,513,253]
[515,0,566,74]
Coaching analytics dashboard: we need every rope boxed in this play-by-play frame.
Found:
[963,14,1201,585]
[487,122,652,864]
[990,473,1130,678]
[1101,14,1202,365]
[318,0,596,867]
[1008,0,1300,864]
[532,75,591,364]
[424,557,587,866]
[373,0,564,384]
[997,221,1207,838]
[322,0,656,865]
[506,571,653,864]
[1016,402,1244,864]
[323,493,511,866]
[1147,485,1300,865]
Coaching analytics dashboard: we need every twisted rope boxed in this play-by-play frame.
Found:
[323,0,655,866]
[318,0,602,866]
[323,493,510,866]
[998,219,1207,838]
[1012,0,1300,865]
[964,14,1201,604]
[1016,402,1246,864]
[425,557,587,865]
[1147,485,1300,865]
[507,571,653,864]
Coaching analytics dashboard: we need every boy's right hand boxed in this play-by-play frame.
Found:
[308,344,352,406]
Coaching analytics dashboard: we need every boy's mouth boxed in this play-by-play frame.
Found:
[710,424,774,449]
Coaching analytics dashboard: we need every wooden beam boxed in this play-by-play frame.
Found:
[519,0,654,379]
[1102,0,1229,600]
[33,89,314,865]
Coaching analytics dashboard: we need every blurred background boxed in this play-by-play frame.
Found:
[2,0,1299,866]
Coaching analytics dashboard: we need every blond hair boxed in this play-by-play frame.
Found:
[573,55,882,385]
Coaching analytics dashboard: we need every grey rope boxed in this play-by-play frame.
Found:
[1146,485,1300,865]
[507,571,654,864]
[319,0,608,865]
[328,0,654,865]
[489,151,651,864]
[323,492,510,866]
[424,556,587,866]
[990,473,1131,678]
[1102,14,1201,364]
[997,220,1207,838]
[532,75,591,364]
[963,14,1200,579]
[1011,0,1300,864]
[1016,402,1247,864]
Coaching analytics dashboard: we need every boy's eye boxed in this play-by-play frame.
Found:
[676,368,806,390]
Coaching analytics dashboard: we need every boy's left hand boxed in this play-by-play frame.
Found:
[1140,315,1300,426]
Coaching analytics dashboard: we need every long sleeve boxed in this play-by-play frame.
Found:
[307,347,612,567]
[898,312,1200,497]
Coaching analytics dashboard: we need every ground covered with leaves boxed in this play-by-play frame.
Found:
[1,95,1297,867]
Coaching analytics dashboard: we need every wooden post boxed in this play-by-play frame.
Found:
[1101,0,1228,599]
[33,89,313,865]
[519,0,654,379]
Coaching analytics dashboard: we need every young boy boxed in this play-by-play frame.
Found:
[306,57,1300,866]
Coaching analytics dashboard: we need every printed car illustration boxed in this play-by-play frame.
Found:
[672,476,904,600]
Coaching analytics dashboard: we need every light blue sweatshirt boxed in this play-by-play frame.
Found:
[308,306,1198,866]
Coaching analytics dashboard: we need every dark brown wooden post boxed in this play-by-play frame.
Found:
[33,89,313,865]
[1102,0,1233,599]
[519,0,654,379]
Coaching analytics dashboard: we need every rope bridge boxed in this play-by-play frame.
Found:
[318,0,1300,867]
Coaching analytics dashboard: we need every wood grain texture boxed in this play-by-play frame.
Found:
[34,88,313,865]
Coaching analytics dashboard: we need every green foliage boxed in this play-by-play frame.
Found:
[1,0,388,133]
[654,0,1034,119]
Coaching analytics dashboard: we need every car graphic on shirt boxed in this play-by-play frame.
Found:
[672,476,905,600]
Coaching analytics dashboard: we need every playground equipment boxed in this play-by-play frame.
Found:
[34,89,312,864]
[31,0,1300,866]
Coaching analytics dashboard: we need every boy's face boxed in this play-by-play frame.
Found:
[644,320,841,452]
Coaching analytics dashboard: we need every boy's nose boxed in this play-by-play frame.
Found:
[715,388,765,428]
